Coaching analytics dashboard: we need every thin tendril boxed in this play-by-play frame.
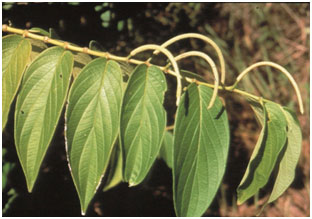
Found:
[174,51,219,109]
[153,33,226,84]
[235,61,304,114]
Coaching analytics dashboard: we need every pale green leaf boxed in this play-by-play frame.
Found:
[159,131,174,169]
[237,101,287,204]
[14,46,74,192]
[2,35,31,130]
[267,107,302,203]
[29,27,50,37]
[173,83,230,217]
[101,11,110,22]
[65,57,123,215]
[120,64,167,186]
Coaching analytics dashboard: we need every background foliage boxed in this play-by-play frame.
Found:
[2,2,309,216]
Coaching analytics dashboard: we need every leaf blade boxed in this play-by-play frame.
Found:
[65,57,123,214]
[267,107,302,203]
[2,35,31,130]
[120,64,167,186]
[237,101,288,204]
[14,46,74,192]
[103,141,123,192]
[159,131,174,169]
[173,83,230,217]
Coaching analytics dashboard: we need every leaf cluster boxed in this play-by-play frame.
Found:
[2,27,303,216]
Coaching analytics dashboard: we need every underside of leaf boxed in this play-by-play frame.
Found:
[173,83,229,217]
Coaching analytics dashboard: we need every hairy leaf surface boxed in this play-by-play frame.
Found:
[65,57,123,214]
[267,107,302,203]
[2,35,31,130]
[14,46,73,192]
[237,102,287,204]
[120,64,167,186]
[173,83,229,217]
[159,131,174,169]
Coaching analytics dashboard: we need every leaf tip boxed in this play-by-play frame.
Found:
[27,186,33,193]
[128,180,138,187]
[236,195,244,206]
[26,178,35,193]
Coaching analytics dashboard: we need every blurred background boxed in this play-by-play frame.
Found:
[2,2,310,216]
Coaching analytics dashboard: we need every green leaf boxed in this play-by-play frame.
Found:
[247,98,265,126]
[2,162,15,190]
[49,28,61,39]
[94,5,103,12]
[65,57,123,215]
[28,39,48,63]
[88,41,131,79]
[117,20,125,31]
[159,131,174,169]
[266,107,302,203]
[180,69,207,83]
[3,148,15,191]
[14,46,74,192]
[101,11,110,22]
[29,27,50,37]
[173,83,229,217]
[72,51,92,78]
[237,101,287,204]
[120,64,167,186]
[2,35,31,130]
[3,3,14,10]
[103,141,123,192]
[89,40,105,52]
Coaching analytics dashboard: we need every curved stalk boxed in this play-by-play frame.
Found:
[235,61,304,114]
[174,51,219,109]
[153,33,226,84]
[129,44,182,106]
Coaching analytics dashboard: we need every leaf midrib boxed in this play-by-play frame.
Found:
[124,66,150,183]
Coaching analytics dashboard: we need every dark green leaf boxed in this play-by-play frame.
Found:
[2,35,31,130]
[72,52,92,78]
[103,141,123,192]
[120,64,167,186]
[159,131,174,169]
[180,69,207,83]
[14,46,73,192]
[65,57,123,214]
[173,83,230,217]
[28,39,48,63]
[237,101,287,204]
[117,20,125,31]
[49,28,61,39]
[89,40,105,52]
